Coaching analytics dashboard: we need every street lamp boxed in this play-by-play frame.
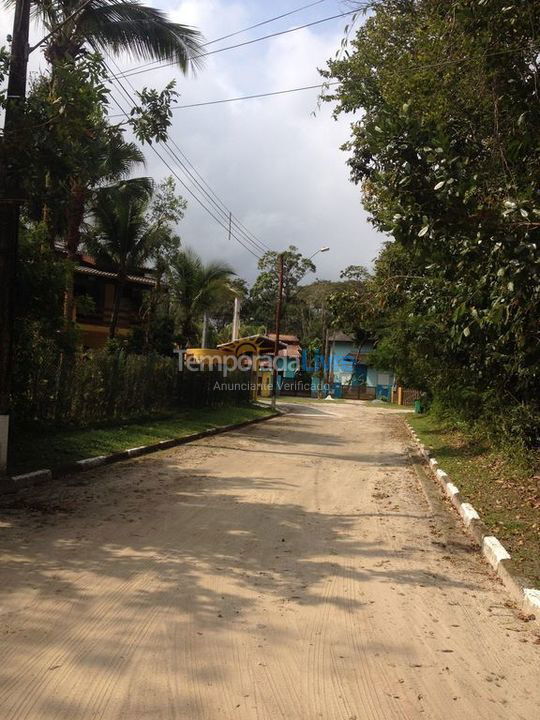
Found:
[308,246,330,262]
[270,246,331,409]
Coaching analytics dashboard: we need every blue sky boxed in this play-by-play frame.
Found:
[2,0,385,282]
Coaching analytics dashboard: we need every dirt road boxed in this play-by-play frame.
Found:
[0,403,538,719]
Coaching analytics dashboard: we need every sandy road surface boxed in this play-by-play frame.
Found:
[0,403,539,720]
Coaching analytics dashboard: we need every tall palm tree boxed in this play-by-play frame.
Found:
[33,0,203,71]
[87,177,158,338]
[168,249,235,347]
[28,0,203,323]
[64,134,145,325]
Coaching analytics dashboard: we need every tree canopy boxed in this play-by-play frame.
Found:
[322,0,540,448]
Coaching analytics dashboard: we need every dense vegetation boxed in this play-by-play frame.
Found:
[322,0,539,459]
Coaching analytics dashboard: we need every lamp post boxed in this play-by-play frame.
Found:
[308,246,330,262]
[270,246,330,409]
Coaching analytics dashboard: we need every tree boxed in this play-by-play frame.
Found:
[23,53,180,336]
[327,265,370,346]
[22,0,203,326]
[323,0,540,447]
[247,246,316,331]
[294,280,340,348]
[87,177,178,339]
[167,248,235,347]
[35,0,203,71]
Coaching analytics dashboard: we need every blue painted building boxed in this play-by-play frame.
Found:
[313,331,394,399]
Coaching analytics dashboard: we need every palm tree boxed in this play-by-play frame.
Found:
[28,0,203,323]
[87,177,159,338]
[63,134,146,323]
[168,249,235,347]
[34,1,203,71]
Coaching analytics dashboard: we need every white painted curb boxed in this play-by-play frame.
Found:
[405,421,538,620]
[483,536,511,569]
[445,481,460,498]
[11,468,52,485]
[126,446,147,458]
[2,410,281,495]
[459,502,480,527]
[523,589,540,614]
[75,455,107,469]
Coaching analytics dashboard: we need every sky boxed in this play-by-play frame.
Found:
[1,0,385,283]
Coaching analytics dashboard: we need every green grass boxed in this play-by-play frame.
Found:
[410,413,540,588]
[9,405,273,476]
[370,401,412,410]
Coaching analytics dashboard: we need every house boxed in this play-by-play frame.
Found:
[267,334,301,379]
[217,334,287,399]
[314,330,395,399]
[266,333,311,396]
[73,254,155,348]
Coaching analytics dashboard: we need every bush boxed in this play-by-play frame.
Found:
[11,347,253,427]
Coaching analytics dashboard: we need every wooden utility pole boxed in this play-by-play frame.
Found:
[201,312,208,347]
[232,296,240,341]
[0,0,31,473]
[271,253,284,409]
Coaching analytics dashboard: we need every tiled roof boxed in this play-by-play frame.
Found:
[217,335,287,354]
[75,265,155,286]
[267,333,300,343]
[328,330,354,342]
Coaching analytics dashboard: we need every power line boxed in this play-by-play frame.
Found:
[107,81,337,118]
[111,0,341,79]
[102,56,265,260]
[117,9,359,80]
[108,44,530,115]
[203,0,331,46]
[105,54,270,254]
[173,82,339,109]
[165,136,271,253]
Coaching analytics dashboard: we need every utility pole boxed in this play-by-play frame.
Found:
[0,0,31,474]
[201,312,208,347]
[271,253,284,410]
[232,296,241,341]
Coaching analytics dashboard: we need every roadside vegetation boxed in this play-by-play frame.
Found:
[410,413,540,587]
[10,405,271,476]
[322,0,539,473]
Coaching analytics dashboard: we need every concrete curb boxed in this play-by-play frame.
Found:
[2,409,281,495]
[405,421,540,620]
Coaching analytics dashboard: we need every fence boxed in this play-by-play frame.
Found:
[11,346,253,426]
[390,387,422,406]
[278,379,312,397]
[342,386,376,400]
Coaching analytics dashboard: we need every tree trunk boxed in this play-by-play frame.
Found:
[63,179,86,326]
[41,171,56,251]
[110,274,127,339]
[144,274,161,352]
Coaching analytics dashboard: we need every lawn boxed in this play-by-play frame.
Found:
[410,413,540,588]
[9,405,273,476]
